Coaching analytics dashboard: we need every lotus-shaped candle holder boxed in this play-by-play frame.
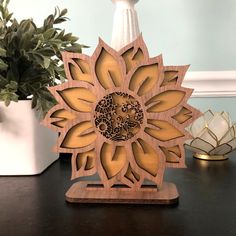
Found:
[185,110,236,160]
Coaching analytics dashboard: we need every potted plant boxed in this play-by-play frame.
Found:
[0,0,87,175]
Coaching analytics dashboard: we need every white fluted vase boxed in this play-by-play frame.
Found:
[111,0,140,51]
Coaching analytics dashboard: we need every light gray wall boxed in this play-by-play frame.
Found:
[9,0,236,71]
[189,97,236,123]
[137,0,236,71]
[9,0,236,121]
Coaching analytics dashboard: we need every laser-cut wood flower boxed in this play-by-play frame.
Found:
[42,36,201,189]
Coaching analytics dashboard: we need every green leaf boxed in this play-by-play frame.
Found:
[43,14,54,29]
[37,47,55,57]
[33,39,42,51]
[0,3,88,116]
[54,17,68,24]
[80,44,90,49]
[5,99,10,106]
[43,56,50,69]
[0,58,8,70]
[6,63,19,81]
[53,7,57,18]
[64,45,82,53]
[33,88,57,120]
[69,36,78,43]
[19,20,32,32]
[43,28,56,40]
[0,47,6,56]
[57,29,65,39]
[31,94,37,108]
[0,75,7,87]
[62,33,72,41]
[5,12,13,22]
[6,80,18,90]
[0,81,19,106]
[60,9,68,17]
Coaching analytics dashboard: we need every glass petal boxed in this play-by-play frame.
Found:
[221,111,231,126]
[228,138,236,150]
[184,143,208,154]
[189,116,207,137]
[199,128,217,147]
[203,110,214,123]
[208,113,230,141]
[191,137,214,153]
[185,140,192,145]
[219,125,235,144]
[209,144,232,155]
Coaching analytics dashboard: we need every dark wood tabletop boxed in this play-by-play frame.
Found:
[0,151,236,236]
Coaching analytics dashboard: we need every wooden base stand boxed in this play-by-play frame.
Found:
[65,181,179,205]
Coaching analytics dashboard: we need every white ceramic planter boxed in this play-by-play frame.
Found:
[0,100,58,175]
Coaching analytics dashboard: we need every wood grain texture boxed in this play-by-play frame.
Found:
[66,181,179,205]
[42,35,201,204]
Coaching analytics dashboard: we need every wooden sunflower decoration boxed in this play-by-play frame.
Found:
[43,36,201,204]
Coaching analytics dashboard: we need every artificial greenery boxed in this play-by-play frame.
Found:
[0,0,87,118]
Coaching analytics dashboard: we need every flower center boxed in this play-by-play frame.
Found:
[94,92,144,141]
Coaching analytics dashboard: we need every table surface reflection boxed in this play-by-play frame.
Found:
[0,151,236,236]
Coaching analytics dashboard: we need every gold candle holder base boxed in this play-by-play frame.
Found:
[193,153,228,161]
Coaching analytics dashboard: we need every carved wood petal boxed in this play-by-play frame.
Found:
[58,87,96,113]
[51,109,76,128]
[132,139,160,177]
[71,150,97,180]
[62,52,93,84]
[61,121,97,149]
[160,145,186,168]
[161,70,178,86]
[43,36,202,190]
[95,47,123,89]
[129,63,159,96]
[172,107,192,124]
[145,119,184,142]
[145,90,186,113]
[100,143,126,180]
[122,48,145,73]
[69,59,93,84]
[119,35,149,74]
[124,164,141,184]
[160,65,189,87]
